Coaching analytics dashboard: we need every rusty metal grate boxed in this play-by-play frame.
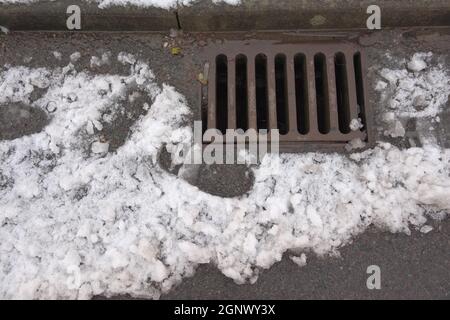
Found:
[201,41,372,151]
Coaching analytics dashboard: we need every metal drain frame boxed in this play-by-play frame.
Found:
[201,40,373,152]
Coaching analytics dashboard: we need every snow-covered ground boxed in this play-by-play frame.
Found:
[0,51,449,299]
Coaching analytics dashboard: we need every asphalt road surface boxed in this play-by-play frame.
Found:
[162,220,450,300]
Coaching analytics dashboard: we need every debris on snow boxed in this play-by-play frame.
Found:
[378,52,449,119]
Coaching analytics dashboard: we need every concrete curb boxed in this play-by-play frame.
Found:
[0,0,178,31]
[0,0,449,32]
[178,0,450,31]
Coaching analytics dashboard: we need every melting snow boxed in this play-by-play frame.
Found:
[0,52,449,299]
[0,25,9,34]
[378,52,449,119]
[290,254,307,267]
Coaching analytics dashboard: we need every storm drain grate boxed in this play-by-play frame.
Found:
[201,41,372,151]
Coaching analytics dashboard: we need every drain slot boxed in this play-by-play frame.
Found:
[204,41,371,151]
[314,53,330,134]
[353,52,366,129]
[235,54,248,131]
[294,53,309,135]
[335,52,351,134]
[255,54,269,131]
[275,54,289,135]
[216,54,228,134]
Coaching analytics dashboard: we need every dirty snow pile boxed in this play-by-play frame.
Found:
[0,0,241,9]
[0,52,449,299]
[92,0,241,9]
[377,52,450,138]
[0,0,40,4]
